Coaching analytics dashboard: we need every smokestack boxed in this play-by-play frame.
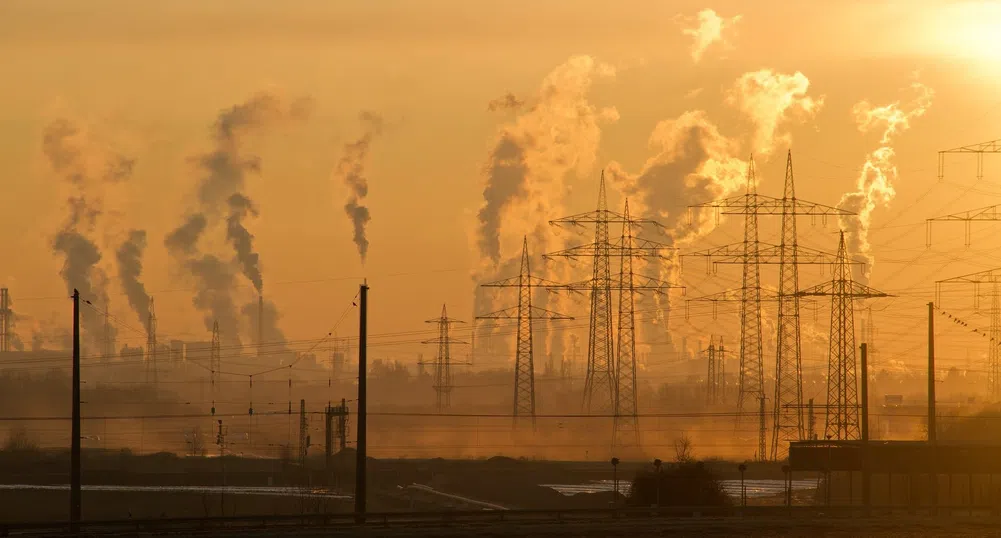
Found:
[258,294,264,357]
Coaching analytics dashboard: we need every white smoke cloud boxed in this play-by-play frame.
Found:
[839,82,934,281]
[678,9,741,63]
[726,70,824,157]
[475,54,618,267]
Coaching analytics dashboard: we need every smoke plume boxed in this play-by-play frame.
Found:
[166,92,310,343]
[43,118,133,350]
[678,9,741,63]
[839,82,934,281]
[336,111,384,264]
[241,299,286,352]
[226,193,262,292]
[487,93,525,112]
[476,54,618,266]
[116,229,150,326]
[726,70,824,157]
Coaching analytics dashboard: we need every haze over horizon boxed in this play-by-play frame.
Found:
[1,0,1001,390]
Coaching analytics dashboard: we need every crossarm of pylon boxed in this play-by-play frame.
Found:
[544,239,675,261]
[607,274,685,294]
[937,268,1001,285]
[940,139,1001,153]
[795,281,891,298]
[938,139,1001,180]
[928,205,1001,222]
[475,306,573,321]
[421,338,470,345]
[687,288,781,302]
[724,197,854,217]
[481,275,564,288]
[424,317,466,324]
[681,242,861,274]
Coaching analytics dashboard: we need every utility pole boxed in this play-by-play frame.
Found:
[928,301,936,442]
[861,342,870,512]
[216,419,226,516]
[796,231,890,441]
[146,297,158,387]
[298,399,308,465]
[421,305,469,413]
[355,282,368,523]
[758,395,766,462]
[71,289,81,529]
[477,237,570,428]
[0,288,11,353]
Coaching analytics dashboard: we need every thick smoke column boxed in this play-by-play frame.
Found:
[226,193,262,292]
[726,70,824,157]
[476,54,618,266]
[678,9,741,63]
[44,118,132,350]
[166,92,309,343]
[473,55,617,363]
[839,82,934,281]
[115,229,151,326]
[335,111,384,264]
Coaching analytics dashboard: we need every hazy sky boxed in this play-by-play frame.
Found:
[2,1,1001,387]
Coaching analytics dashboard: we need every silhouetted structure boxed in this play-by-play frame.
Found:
[421,305,466,412]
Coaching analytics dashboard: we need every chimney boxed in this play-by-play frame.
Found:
[258,294,264,357]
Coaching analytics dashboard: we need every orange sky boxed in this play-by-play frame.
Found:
[1,0,1000,391]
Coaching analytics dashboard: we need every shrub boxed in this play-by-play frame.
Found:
[627,461,729,507]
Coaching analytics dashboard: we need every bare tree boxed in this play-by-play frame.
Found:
[186,426,207,456]
[674,433,695,463]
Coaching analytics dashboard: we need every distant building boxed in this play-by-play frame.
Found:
[169,340,186,363]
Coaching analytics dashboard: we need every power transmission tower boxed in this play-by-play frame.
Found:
[0,288,10,353]
[797,231,890,440]
[547,193,681,446]
[705,337,718,405]
[145,297,158,387]
[421,305,467,412]
[210,320,221,415]
[477,237,571,426]
[935,268,1001,401]
[686,152,856,460]
[938,138,1001,181]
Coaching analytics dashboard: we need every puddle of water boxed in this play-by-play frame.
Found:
[542,479,816,499]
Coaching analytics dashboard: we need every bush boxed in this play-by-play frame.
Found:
[627,461,729,507]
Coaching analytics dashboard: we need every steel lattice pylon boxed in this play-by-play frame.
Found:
[686,151,855,459]
[738,160,764,426]
[935,268,1001,402]
[422,305,466,413]
[586,176,614,415]
[798,231,889,440]
[477,238,571,425]
[705,336,725,405]
[772,153,804,460]
[547,190,681,445]
[614,200,639,446]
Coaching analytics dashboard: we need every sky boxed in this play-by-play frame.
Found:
[1,0,1001,390]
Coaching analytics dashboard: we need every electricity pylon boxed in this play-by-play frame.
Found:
[145,297,158,387]
[705,335,725,405]
[421,305,468,413]
[546,174,677,419]
[477,237,572,426]
[687,151,856,460]
[938,138,1001,181]
[797,231,890,440]
[935,268,1001,401]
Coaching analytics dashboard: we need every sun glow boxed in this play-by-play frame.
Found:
[925,2,1001,61]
